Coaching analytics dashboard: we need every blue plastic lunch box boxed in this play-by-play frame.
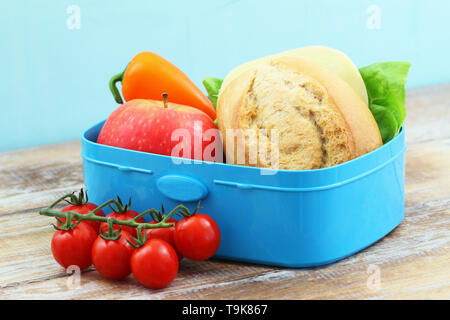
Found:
[81,121,406,267]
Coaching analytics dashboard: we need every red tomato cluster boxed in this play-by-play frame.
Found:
[51,200,220,289]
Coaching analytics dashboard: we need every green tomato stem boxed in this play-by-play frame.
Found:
[39,194,183,231]
[41,207,175,229]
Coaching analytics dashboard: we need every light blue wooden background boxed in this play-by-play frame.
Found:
[1,0,449,151]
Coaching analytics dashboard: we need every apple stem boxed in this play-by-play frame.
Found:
[162,93,168,108]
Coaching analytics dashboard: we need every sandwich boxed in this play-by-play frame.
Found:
[203,46,410,170]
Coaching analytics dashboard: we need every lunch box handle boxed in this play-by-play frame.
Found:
[156,174,208,202]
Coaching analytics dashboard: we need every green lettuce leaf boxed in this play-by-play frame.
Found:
[369,104,398,143]
[359,62,411,143]
[202,77,223,109]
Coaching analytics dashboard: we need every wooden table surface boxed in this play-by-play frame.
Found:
[0,84,449,300]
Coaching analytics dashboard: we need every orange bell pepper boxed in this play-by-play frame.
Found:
[109,52,216,120]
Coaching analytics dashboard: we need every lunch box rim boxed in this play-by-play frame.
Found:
[82,119,405,174]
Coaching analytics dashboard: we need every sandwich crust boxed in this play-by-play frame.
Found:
[217,56,382,170]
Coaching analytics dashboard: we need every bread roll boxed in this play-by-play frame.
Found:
[217,56,382,170]
[220,46,369,105]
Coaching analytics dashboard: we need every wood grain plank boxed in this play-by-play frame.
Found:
[0,141,83,214]
[404,84,450,144]
[0,186,83,216]
[0,141,81,168]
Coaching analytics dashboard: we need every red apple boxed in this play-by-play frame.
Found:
[97,98,222,161]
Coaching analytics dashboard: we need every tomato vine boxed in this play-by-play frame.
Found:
[39,192,189,232]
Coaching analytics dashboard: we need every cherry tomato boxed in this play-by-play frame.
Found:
[59,203,104,233]
[131,239,178,289]
[91,230,135,280]
[173,214,220,261]
[100,210,144,238]
[51,223,97,270]
[145,219,183,261]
